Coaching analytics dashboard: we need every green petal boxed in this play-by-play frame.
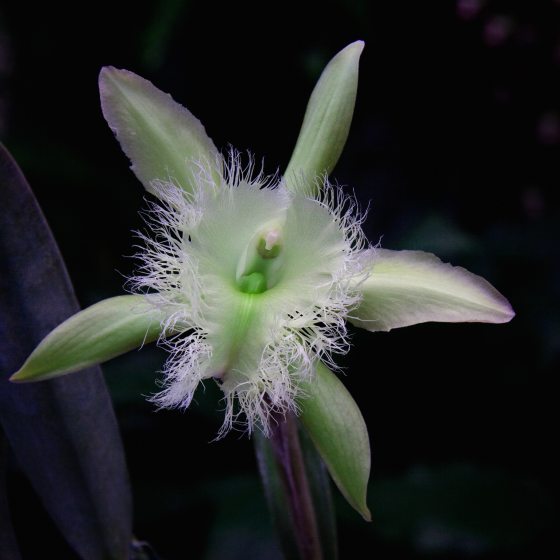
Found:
[299,362,371,521]
[350,249,515,332]
[10,295,167,382]
[99,67,220,196]
[285,41,364,196]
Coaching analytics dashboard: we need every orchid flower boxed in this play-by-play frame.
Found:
[10,42,513,520]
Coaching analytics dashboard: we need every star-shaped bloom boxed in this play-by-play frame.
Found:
[127,157,371,437]
[11,42,513,517]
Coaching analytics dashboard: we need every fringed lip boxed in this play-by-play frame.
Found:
[130,153,372,436]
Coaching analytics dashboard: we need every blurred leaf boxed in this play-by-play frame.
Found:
[142,0,189,70]
[0,143,132,559]
[299,362,371,521]
[370,464,555,553]
[104,347,165,406]
[396,214,480,257]
[205,476,283,560]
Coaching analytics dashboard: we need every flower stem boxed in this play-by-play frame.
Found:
[269,412,323,560]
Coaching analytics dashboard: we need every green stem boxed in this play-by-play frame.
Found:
[269,412,323,560]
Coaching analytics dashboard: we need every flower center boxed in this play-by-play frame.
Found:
[236,227,283,294]
[237,271,267,294]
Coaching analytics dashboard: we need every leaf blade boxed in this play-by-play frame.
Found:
[0,142,132,559]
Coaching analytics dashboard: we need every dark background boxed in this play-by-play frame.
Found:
[0,0,557,558]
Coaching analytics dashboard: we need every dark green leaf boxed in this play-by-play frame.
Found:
[0,143,132,559]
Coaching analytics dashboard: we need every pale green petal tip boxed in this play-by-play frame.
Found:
[99,65,126,85]
[285,40,365,195]
[324,40,364,78]
[10,363,63,383]
[339,39,365,58]
[10,367,35,383]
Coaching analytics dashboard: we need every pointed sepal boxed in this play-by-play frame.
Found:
[350,249,515,332]
[299,362,371,521]
[285,41,364,196]
[99,67,221,195]
[11,295,166,382]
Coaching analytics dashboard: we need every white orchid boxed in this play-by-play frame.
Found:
[11,41,513,519]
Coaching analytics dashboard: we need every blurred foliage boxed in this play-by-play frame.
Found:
[0,0,557,557]
[369,464,553,553]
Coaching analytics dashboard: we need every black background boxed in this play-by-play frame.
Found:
[0,0,557,558]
